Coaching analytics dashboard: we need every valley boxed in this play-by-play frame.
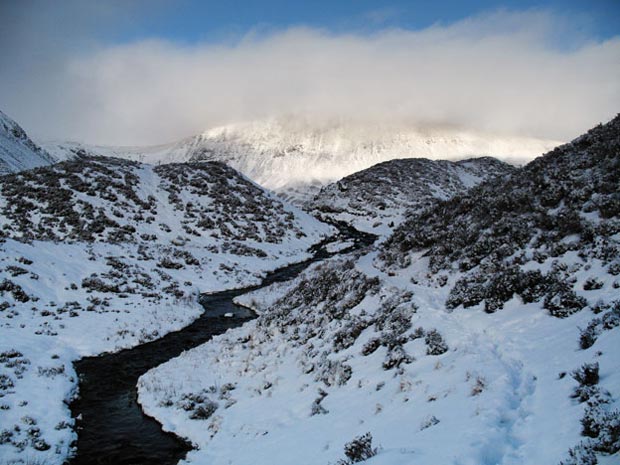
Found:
[2,3,619,464]
[0,110,618,465]
[70,226,375,465]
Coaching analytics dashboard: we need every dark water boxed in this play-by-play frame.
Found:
[69,226,375,465]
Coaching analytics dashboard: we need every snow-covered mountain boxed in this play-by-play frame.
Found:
[138,116,620,465]
[41,118,560,200]
[0,156,334,462]
[0,110,55,175]
[309,156,516,235]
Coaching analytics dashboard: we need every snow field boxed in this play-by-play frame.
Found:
[139,248,620,465]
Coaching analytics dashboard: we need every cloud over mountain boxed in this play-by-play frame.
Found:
[1,8,619,145]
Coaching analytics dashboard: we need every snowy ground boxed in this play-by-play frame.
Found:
[0,159,334,463]
[0,243,331,464]
[139,248,620,465]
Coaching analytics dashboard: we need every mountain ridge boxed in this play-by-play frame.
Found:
[0,110,55,175]
[40,118,560,201]
[308,156,516,235]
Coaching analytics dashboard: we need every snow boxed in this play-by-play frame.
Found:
[0,158,335,463]
[325,239,356,253]
[134,114,620,465]
[138,249,620,465]
[0,238,207,462]
[3,112,617,465]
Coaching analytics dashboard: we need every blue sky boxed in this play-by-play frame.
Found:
[0,0,618,144]
[116,0,620,44]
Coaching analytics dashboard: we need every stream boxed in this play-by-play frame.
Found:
[69,225,375,465]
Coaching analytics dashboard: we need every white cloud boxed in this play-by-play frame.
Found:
[2,9,619,145]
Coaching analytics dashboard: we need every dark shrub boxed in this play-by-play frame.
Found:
[544,282,587,318]
[425,329,448,355]
[579,321,601,350]
[189,400,218,420]
[571,362,600,401]
[338,432,378,464]
[572,362,599,387]
[583,278,604,291]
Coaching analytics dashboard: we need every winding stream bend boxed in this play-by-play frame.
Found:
[69,226,375,465]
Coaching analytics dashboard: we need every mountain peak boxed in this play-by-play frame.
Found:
[190,117,561,192]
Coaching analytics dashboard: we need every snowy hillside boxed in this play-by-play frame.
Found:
[309,156,515,235]
[0,156,334,462]
[0,110,55,175]
[41,118,559,201]
[138,117,620,465]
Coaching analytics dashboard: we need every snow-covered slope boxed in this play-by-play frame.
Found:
[41,118,560,201]
[42,138,199,164]
[0,156,334,463]
[309,156,515,235]
[138,117,619,465]
[0,110,55,175]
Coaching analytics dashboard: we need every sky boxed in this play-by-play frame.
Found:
[0,0,619,145]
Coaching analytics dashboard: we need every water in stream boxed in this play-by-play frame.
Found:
[69,227,375,465]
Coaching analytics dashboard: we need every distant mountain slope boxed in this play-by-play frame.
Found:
[0,110,55,175]
[138,117,619,465]
[0,157,326,246]
[380,114,620,314]
[0,156,334,462]
[40,118,559,200]
[309,156,515,234]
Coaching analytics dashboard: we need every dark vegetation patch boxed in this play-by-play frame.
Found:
[380,115,620,317]
[155,162,305,245]
[560,361,620,464]
[336,432,378,465]
[0,157,307,259]
[311,157,514,229]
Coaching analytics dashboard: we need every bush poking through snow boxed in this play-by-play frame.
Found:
[382,346,413,370]
[559,443,598,465]
[311,389,329,416]
[361,338,381,356]
[579,301,620,349]
[572,363,599,391]
[579,324,600,350]
[562,357,620,463]
[544,283,588,318]
[561,408,620,463]
[444,266,589,318]
[470,376,487,397]
[174,391,220,421]
[595,409,620,454]
[337,432,378,464]
[315,358,353,387]
[425,329,448,356]
[190,400,218,421]
[420,415,440,430]
[158,257,184,270]
[333,318,371,352]
[583,278,604,291]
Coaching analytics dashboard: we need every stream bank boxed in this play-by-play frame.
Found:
[69,227,375,465]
